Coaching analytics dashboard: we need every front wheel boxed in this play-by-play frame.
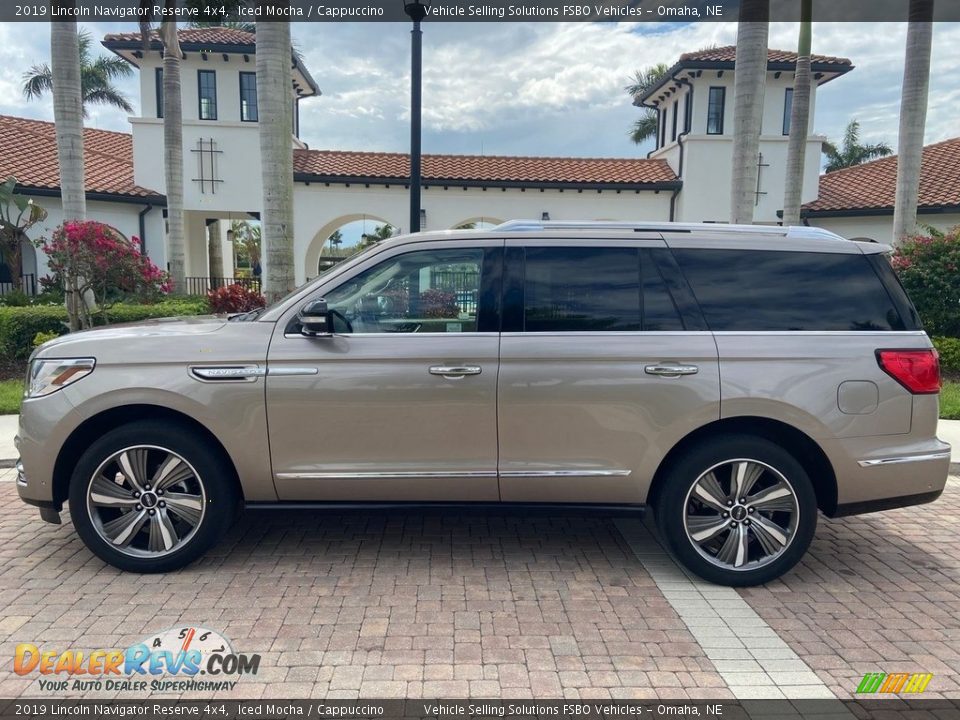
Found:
[68,421,237,573]
[654,434,817,586]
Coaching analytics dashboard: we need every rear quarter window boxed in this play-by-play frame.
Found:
[672,248,910,332]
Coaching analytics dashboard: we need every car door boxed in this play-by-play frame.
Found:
[266,239,503,501]
[497,237,721,504]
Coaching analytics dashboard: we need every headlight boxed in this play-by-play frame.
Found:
[26,358,96,398]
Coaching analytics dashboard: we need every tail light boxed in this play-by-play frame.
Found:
[876,348,940,394]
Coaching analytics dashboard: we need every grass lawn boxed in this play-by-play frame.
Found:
[0,379,23,415]
[941,380,960,420]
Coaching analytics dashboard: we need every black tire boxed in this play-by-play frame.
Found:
[68,421,237,573]
[654,434,817,586]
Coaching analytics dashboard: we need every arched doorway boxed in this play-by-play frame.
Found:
[305,214,397,280]
[451,217,503,230]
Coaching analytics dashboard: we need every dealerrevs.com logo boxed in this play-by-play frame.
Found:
[14,627,260,693]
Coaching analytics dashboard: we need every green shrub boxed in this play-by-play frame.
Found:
[892,227,960,336]
[0,299,209,363]
[32,330,61,348]
[0,289,31,307]
[933,336,960,374]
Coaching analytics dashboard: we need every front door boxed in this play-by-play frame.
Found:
[497,239,721,504]
[266,240,503,501]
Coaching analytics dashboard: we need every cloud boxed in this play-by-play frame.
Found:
[2,20,958,160]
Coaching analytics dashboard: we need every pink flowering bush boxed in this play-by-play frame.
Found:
[419,289,459,318]
[42,221,171,328]
[892,226,960,337]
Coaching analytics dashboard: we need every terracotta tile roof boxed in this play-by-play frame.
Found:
[293,149,679,187]
[103,27,255,49]
[637,46,853,105]
[803,137,960,214]
[679,46,853,68]
[0,115,162,200]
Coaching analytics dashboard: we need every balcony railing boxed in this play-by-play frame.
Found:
[184,276,262,295]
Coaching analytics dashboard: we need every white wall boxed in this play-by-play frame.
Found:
[292,183,674,284]
[809,213,960,243]
[18,195,166,280]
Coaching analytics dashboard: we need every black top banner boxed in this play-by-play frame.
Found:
[4,0,959,23]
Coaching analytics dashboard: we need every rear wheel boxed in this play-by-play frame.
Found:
[654,434,817,586]
[68,421,237,573]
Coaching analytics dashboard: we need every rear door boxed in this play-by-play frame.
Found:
[497,237,721,504]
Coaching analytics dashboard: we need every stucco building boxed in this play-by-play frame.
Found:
[1,30,957,295]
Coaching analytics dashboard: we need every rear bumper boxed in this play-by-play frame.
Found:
[826,438,950,517]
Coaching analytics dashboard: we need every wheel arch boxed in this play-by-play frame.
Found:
[52,405,244,508]
[647,416,838,516]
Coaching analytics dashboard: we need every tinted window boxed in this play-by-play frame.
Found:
[240,72,258,122]
[524,247,639,332]
[155,68,163,119]
[198,70,217,120]
[707,87,725,135]
[782,88,794,135]
[674,249,906,331]
[642,251,685,331]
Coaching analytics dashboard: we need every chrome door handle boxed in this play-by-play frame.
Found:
[429,365,482,378]
[645,363,699,377]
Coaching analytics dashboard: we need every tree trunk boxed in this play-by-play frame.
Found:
[730,0,769,225]
[257,9,296,303]
[161,19,187,293]
[208,220,224,287]
[892,0,934,243]
[781,0,812,226]
[50,10,86,330]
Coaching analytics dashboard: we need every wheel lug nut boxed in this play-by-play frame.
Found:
[744,520,751,526]
[159,501,166,508]
[722,512,729,518]
[730,521,737,527]
[748,507,755,513]
[157,489,163,495]
[148,509,156,516]
[739,498,746,504]
[134,492,140,498]
[135,505,142,511]
[727,500,734,506]
[144,484,151,491]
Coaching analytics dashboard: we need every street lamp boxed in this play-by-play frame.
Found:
[403,0,430,233]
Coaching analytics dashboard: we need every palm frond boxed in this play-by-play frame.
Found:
[84,87,134,114]
[629,112,659,144]
[21,64,53,100]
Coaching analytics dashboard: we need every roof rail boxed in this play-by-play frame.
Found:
[492,220,846,242]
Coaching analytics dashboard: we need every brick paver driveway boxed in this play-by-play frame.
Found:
[0,468,957,701]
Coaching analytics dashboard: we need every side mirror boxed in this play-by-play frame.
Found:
[299,299,334,337]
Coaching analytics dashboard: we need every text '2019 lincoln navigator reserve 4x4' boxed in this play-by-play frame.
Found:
[15,221,951,585]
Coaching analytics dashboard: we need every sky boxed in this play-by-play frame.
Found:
[1,20,959,162]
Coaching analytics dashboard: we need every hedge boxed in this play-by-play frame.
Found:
[0,299,209,364]
[933,336,960,374]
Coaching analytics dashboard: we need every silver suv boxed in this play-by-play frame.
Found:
[15,221,951,585]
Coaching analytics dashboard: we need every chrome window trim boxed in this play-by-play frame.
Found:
[277,470,498,480]
[499,469,632,478]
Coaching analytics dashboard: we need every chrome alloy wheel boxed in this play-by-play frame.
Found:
[682,458,799,572]
[85,445,206,558]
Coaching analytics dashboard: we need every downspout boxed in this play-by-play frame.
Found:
[138,204,153,256]
[669,76,694,221]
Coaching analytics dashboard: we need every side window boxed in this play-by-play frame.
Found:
[198,70,217,120]
[707,87,725,135]
[522,247,640,332]
[673,249,907,331]
[641,251,685,331]
[323,248,484,333]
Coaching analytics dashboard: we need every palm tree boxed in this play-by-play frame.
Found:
[257,12,296,302]
[359,224,396,249]
[160,19,186,293]
[626,64,669,145]
[822,120,893,172]
[730,0,769,224]
[50,10,86,329]
[23,29,134,116]
[893,0,935,242]
[781,0,812,226]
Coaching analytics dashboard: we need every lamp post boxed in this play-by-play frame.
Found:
[403,0,429,233]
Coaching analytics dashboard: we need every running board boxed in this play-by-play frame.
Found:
[244,501,646,516]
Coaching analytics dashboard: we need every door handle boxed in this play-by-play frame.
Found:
[429,365,482,378]
[645,363,699,378]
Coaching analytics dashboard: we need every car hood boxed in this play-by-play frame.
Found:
[32,315,228,358]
